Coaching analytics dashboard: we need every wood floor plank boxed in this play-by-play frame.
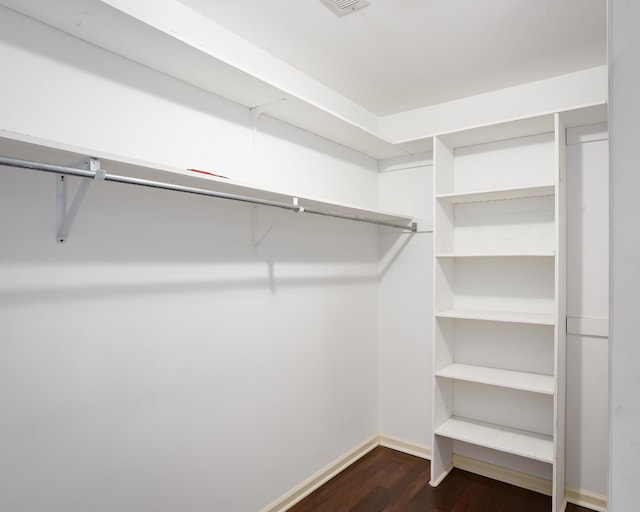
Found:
[287,446,598,512]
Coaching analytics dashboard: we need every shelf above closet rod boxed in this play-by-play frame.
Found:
[0,155,417,233]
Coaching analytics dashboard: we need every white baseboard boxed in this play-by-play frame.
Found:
[378,433,431,460]
[451,455,608,511]
[452,454,553,496]
[259,434,379,512]
[565,486,608,512]
[261,434,607,512]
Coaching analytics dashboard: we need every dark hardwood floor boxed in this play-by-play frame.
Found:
[288,446,594,512]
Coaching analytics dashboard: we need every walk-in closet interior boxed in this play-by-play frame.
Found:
[1,1,637,511]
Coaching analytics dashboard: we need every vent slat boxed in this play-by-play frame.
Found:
[320,0,369,16]
[335,0,359,8]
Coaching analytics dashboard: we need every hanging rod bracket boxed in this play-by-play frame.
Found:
[252,204,285,252]
[57,157,102,243]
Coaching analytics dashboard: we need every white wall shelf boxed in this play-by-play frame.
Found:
[436,185,555,204]
[435,309,555,325]
[435,363,554,395]
[435,417,554,464]
[431,112,567,511]
[435,252,555,258]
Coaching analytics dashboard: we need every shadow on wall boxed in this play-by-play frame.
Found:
[0,271,380,306]
[0,166,387,261]
[0,164,405,303]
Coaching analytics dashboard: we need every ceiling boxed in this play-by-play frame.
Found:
[178,0,607,116]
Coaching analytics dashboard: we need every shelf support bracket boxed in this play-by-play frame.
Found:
[252,204,282,251]
[251,197,304,251]
[57,157,104,243]
[250,98,287,176]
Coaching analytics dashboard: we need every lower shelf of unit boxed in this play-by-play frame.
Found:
[435,309,555,325]
[434,416,554,464]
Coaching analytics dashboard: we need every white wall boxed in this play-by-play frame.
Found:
[378,157,433,447]
[609,1,640,510]
[0,7,381,512]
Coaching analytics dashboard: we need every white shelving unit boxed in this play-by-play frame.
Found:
[430,113,567,511]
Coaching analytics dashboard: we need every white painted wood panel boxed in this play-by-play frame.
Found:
[436,185,554,204]
[564,124,609,498]
[451,257,555,314]
[437,252,555,257]
[435,417,554,464]
[566,136,609,321]
[436,309,555,325]
[452,320,554,376]
[453,133,555,193]
[452,196,555,255]
[453,381,554,436]
[378,161,432,220]
[552,113,567,512]
[566,317,608,338]
[436,363,554,394]
[566,122,608,145]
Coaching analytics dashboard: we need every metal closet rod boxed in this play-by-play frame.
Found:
[0,155,417,232]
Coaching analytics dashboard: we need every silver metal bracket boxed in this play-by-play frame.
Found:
[252,204,283,252]
[250,98,287,175]
[292,197,304,213]
[57,157,104,243]
[251,197,304,251]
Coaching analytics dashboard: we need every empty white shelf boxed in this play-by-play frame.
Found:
[435,363,554,395]
[435,417,554,464]
[436,185,555,204]
[436,252,555,258]
[435,309,555,325]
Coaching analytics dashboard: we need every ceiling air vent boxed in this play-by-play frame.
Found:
[320,0,370,17]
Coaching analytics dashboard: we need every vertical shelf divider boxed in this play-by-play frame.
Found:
[553,113,567,512]
[431,135,455,485]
